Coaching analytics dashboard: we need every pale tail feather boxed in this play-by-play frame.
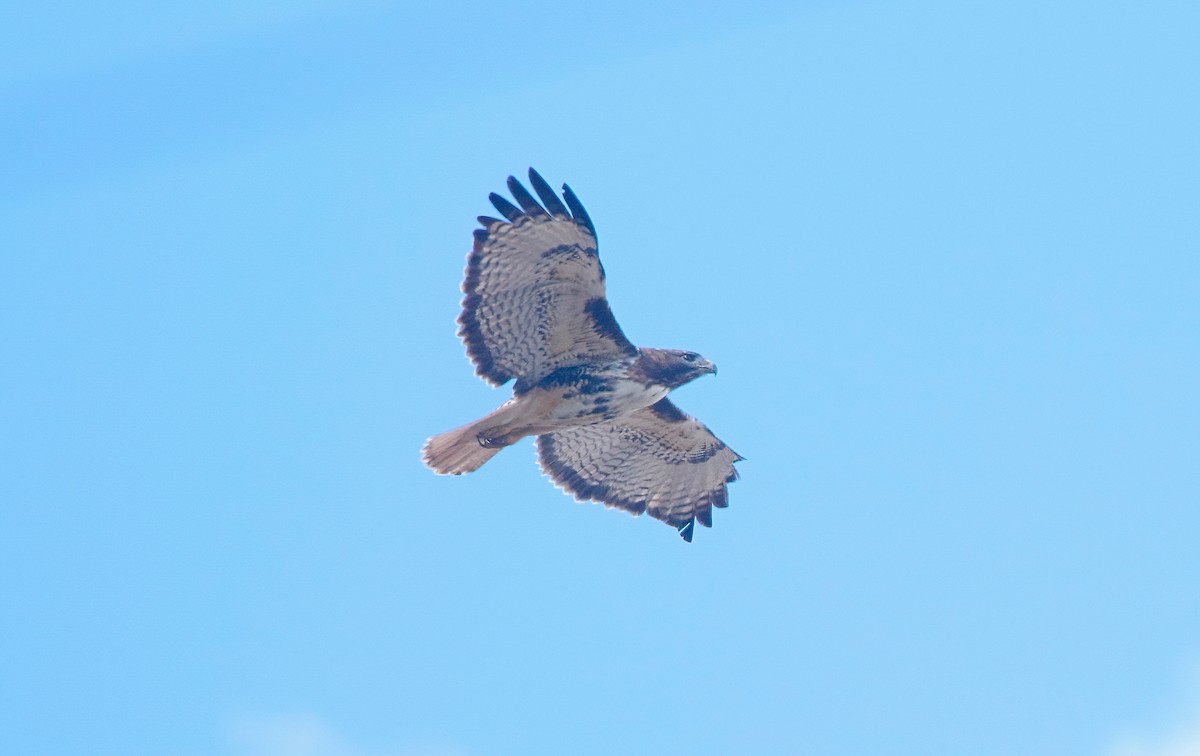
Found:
[421,422,503,475]
[421,400,536,475]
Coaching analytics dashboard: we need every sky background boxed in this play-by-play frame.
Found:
[2,1,1198,754]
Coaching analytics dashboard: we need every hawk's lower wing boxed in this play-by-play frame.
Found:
[458,169,637,387]
[536,399,743,541]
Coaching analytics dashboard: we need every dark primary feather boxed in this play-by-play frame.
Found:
[561,184,595,237]
[507,174,548,216]
[488,193,523,222]
[528,168,570,218]
[678,520,696,542]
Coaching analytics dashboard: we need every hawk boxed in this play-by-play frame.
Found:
[421,169,742,541]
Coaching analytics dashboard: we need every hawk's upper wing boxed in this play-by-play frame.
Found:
[458,169,637,387]
[536,399,743,541]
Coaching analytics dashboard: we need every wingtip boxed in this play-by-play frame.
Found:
[503,175,521,203]
[559,182,595,236]
[677,519,695,542]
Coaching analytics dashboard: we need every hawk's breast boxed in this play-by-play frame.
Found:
[534,361,670,426]
[548,379,670,425]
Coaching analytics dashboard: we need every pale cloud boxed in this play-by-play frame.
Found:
[1109,721,1200,756]
[228,714,469,756]
[1109,661,1200,756]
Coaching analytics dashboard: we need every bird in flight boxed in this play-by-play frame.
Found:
[422,169,741,541]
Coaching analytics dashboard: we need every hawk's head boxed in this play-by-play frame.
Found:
[634,348,717,389]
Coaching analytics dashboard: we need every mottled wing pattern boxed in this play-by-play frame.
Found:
[536,399,743,541]
[458,169,637,387]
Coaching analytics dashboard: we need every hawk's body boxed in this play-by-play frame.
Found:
[422,169,741,540]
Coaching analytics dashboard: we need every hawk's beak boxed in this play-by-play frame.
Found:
[706,361,718,376]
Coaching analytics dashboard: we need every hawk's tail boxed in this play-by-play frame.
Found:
[422,424,503,475]
[422,404,530,475]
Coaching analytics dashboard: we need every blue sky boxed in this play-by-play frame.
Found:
[2,2,1198,754]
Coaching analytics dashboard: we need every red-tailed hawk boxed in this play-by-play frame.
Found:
[422,169,742,541]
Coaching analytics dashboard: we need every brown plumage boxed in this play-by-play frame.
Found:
[421,169,742,541]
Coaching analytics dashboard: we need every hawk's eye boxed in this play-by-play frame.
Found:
[682,353,696,362]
